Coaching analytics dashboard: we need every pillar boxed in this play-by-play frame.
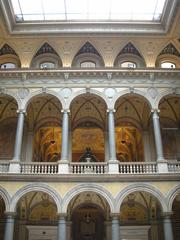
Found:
[9,110,25,173]
[57,215,67,240]
[4,212,15,240]
[163,213,174,240]
[58,109,69,174]
[107,109,119,173]
[108,109,116,160]
[105,131,110,162]
[61,109,69,160]
[152,109,168,173]
[111,215,120,240]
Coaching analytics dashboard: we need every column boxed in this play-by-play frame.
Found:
[107,109,119,174]
[142,131,152,162]
[9,110,25,173]
[4,212,15,240]
[108,109,116,160]
[163,213,174,240]
[61,109,69,160]
[58,109,69,174]
[152,110,168,173]
[57,215,67,240]
[152,110,164,161]
[111,215,120,240]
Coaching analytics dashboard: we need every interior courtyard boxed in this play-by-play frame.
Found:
[0,0,180,239]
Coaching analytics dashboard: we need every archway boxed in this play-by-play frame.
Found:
[70,94,107,162]
[120,191,163,240]
[15,191,58,240]
[26,94,62,162]
[0,196,5,240]
[172,194,180,240]
[159,94,180,160]
[67,192,111,240]
[115,94,152,162]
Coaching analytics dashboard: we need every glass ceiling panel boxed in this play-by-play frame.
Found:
[11,0,166,22]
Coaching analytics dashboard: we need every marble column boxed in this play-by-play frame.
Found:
[61,109,69,160]
[152,109,168,172]
[9,110,25,173]
[105,131,110,162]
[4,212,15,240]
[152,110,164,161]
[163,213,174,240]
[57,215,67,240]
[111,215,120,240]
[108,109,116,160]
[13,110,25,161]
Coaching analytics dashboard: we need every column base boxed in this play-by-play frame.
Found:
[9,160,21,173]
[108,160,119,174]
[58,160,69,174]
[157,160,168,173]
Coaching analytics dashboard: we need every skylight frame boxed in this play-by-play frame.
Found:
[0,0,178,35]
[11,0,167,22]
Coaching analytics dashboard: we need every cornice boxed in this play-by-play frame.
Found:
[0,68,179,88]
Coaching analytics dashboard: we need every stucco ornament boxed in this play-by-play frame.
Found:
[147,87,158,99]
[18,88,30,99]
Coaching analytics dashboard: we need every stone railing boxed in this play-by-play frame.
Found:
[168,161,180,172]
[0,161,180,175]
[0,161,9,173]
[119,162,157,174]
[20,162,58,174]
[70,162,108,174]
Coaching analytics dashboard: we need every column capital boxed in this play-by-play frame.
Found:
[110,213,120,219]
[151,108,160,113]
[57,213,67,220]
[17,109,26,114]
[4,211,16,218]
[161,212,173,218]
[61,109,70,113]
[107,108,116,113]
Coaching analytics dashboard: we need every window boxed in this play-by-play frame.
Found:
[80,61,96,68]
[0,63,16,69]
[40,62,55,69]
[161,62,176,68]
[121,62,136,68]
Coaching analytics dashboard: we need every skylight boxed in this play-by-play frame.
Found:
[11,0,166,22]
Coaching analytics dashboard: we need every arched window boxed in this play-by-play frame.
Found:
[40,62,55,69]
[0,63,16,69]
[80,61,96,68]
[121,61,136,68]
[161,62,176,68]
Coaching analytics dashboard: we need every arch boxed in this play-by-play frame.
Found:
[115,183,167,213]
[112,89,153,110]
[10,183,62,213]
[0,91,21,110]
[22,89,66,111]
[0,186,11,212]
[62,184,115,214]
[155,89,180,109]
[166,185,180,212]
[68,89,109,109]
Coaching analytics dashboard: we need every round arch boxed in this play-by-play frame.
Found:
[10,183,62,213]
[0,91,21,110]
[155,89,180,109]
[68,89,110,109]
[0,186,11,212]
[166,185,180,212]
[115,183,168,213]
[22,89,66,111]
[112,89,153,110]
[62,184,115,214]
